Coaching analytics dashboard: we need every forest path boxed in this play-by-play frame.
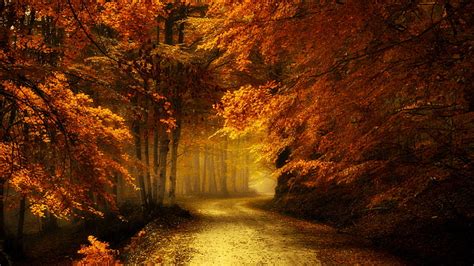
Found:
[125,196,405,265]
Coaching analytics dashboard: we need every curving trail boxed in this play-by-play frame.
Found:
[125,196,406,265]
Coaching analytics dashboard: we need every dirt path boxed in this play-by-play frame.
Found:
[125,196,406,265]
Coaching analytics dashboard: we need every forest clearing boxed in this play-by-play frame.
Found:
[0,0,473,265]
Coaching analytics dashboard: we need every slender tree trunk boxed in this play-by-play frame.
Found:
[202,146,208,193]
[152,112,159,204]
[193,147,201,194]
[184,175,191,194]
[154,7,175,206]
[215,149,221,192]
[0,180,5,248]
[0,180,9,266]
[220,138,228,195]
[0,108,15,250]
[169,118,181,205]
[144,107,152,206]
[209,147,217,193]
[243,152,250,192]
[168,18,185,203]
[133,121,147,208]
[176,175,181,196]
[178,21,185,44]
[15,195,26,256]
[231,155,237,193]
[156,126,170,206]
[152,12,161,205]
[165,18,174,45]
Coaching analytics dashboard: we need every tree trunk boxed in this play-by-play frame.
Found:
[184,175,192,194]
[0,180,5,248]
[144,107,152,207]
[193,147,201,194]
[209,147,217,194]
[215,149,221,192]
[154,5,176,206]
[152,112,159,204]
[178,21,185,44]
[15,196,26,256]
[0,182,8,265]
[220,138,228,195]
[165,16,174,45]
[202,146,208,193]
[156,126,170,206]
[0,107,15,250]
[132,120,147,208]
[243,152,250,192]
[231,153,237,193]
[169,118,181,205]
[168,16,185,204]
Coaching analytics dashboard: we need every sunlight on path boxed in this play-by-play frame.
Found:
[186,200,320,265]
[126,197,405,265]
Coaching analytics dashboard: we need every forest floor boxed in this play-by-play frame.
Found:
[124,196,407,265]
[15,203,191,265]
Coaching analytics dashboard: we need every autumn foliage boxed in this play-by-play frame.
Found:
[75,236,120,266]
[1,0,226,262]
[208,0,473,262]
[0,0,472,263]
